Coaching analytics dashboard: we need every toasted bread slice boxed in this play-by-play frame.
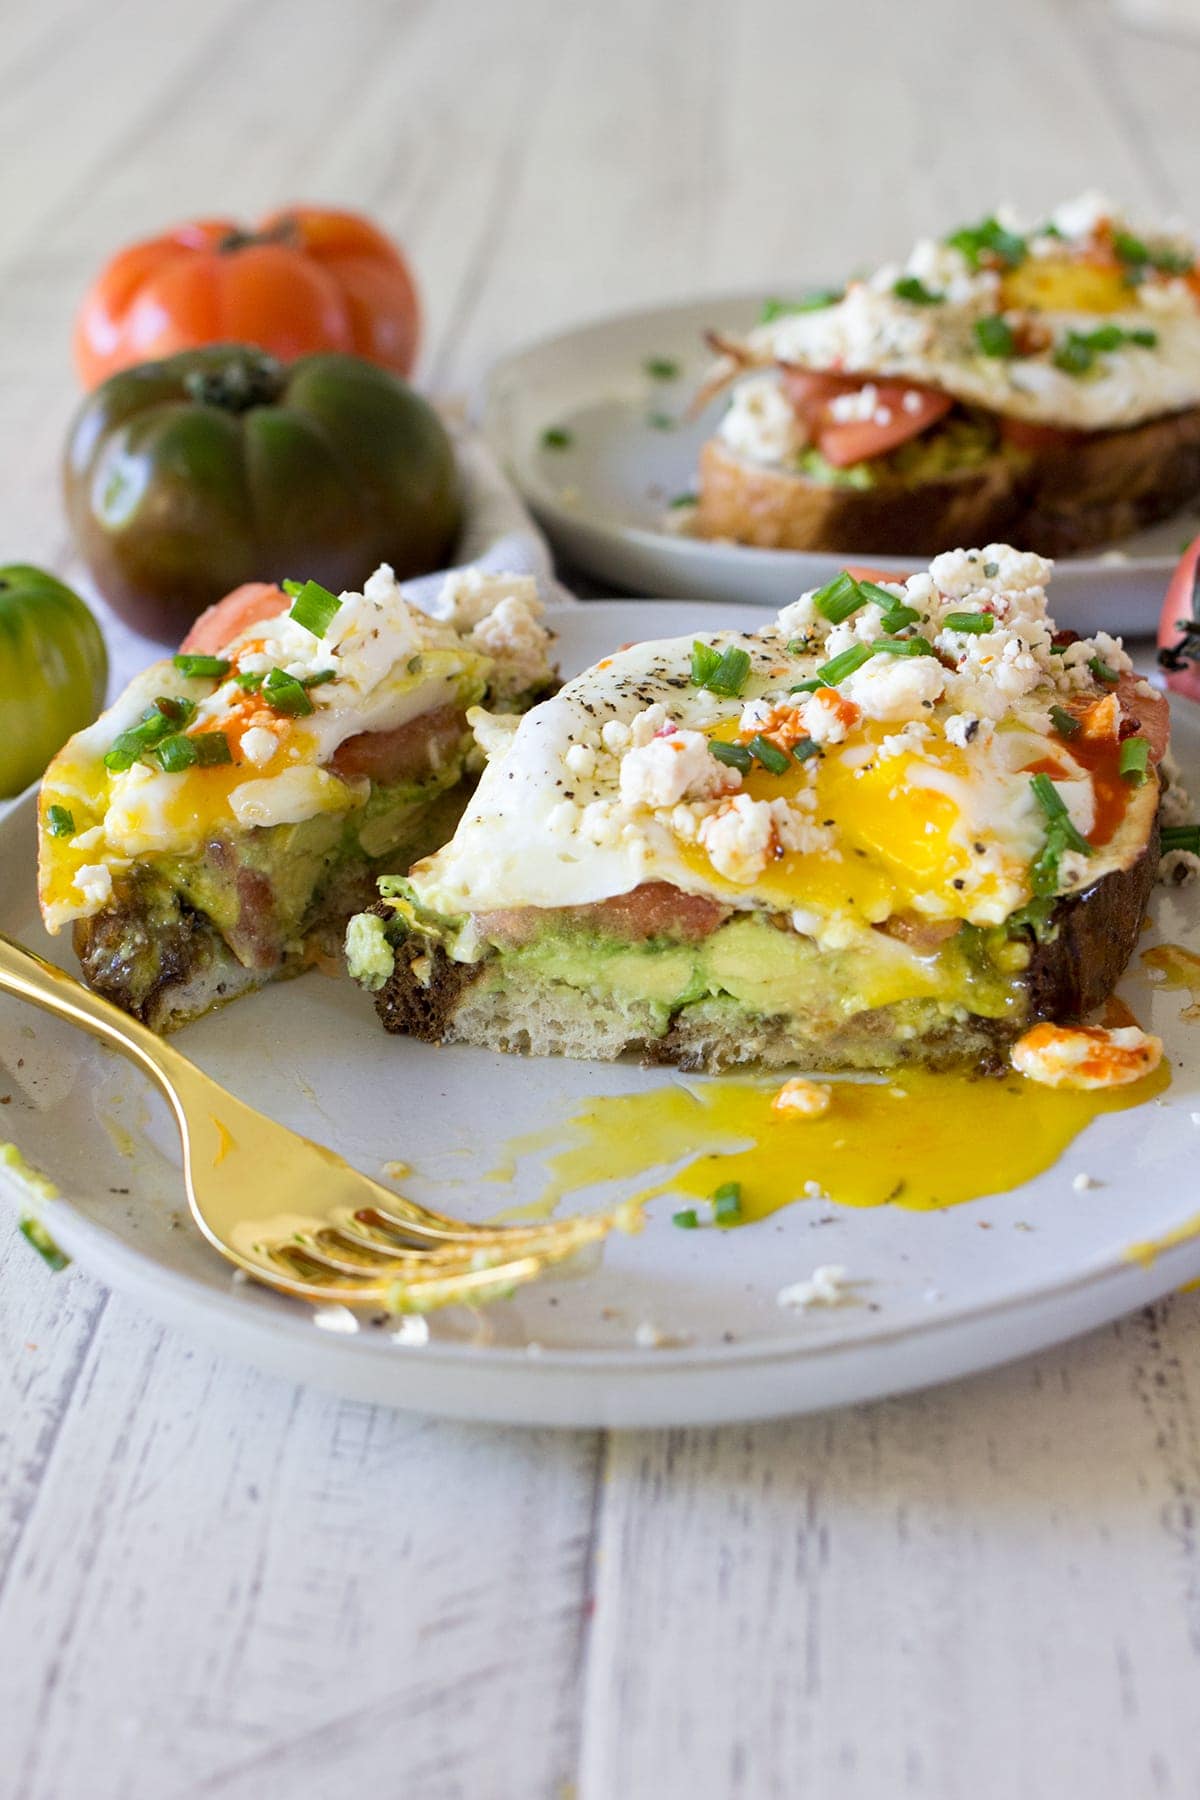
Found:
[361,812,1159,1073]
[694,437,1021,555]
[694,407,1200,558]
[40,567,557,1031]
[348,548,1167,1077]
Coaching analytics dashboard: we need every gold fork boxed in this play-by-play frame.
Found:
[0,933,638,1312]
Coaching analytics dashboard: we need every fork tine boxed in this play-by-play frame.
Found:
[260,1207,620,1283]
[348,1202,607,1250]
[251,1227,605,1308]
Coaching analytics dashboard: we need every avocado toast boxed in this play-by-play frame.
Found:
[38,566,556,1030]
[348,547,1167,1075]
[693,194,1200,556]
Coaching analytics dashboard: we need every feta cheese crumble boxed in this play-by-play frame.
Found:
[777,1265,855,1309]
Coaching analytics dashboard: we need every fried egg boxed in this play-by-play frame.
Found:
[410,548,1162,954]
[38,566,551,933]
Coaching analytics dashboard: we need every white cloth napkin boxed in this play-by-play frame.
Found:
[90,429,572,698]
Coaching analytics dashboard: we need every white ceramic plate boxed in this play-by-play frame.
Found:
[484,294,1200,637]
[3,601,1200,1429]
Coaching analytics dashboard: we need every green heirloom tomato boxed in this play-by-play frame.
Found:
[0,565,108,796]
[63,345,462,640]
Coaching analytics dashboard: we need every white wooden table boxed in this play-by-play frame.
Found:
[3,2,1200,1793]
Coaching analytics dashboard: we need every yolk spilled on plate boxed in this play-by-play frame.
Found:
[1142,943,1200,1020]
[489,1063,1168,1223]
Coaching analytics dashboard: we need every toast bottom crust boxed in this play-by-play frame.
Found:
[693,408,1200,557]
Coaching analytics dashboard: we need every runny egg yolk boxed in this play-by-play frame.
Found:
[999,257,1134,316]
[487,1062,1170,1226]
[678,720,1012,923]
[41,718,319,906]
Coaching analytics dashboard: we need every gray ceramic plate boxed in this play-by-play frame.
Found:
[2,603,1199,1427]
[484,294,1200,636]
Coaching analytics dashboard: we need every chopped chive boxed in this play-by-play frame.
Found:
[262,667,315,716]
[856,582,921,634]
[1030,772,1092,895]
[1118,736,1150,784]
[669,490,699,508]
[193,733,233,766]
[789,678,822,695]
[304,669,337,689]
[1089,655,1120,685]
[541,426,572,450]
[709,739,753,774]
[1052,335,1095,376]
[103,705,177,771]
[692,644,751,698]
[45,804,75,837]
[1054,324,1159,375]
[759,289,842,323]
[672,1208,700,1229]
[284,578,341,639]
[153,694,196,728]
[748,734,791,775]
[19,1217,69,1272]
[811,571,866,624]
[1113,230,1193,276]
[873,634,935,658]
[173,653,232,679]
[1049,704,1081,738]
[235,670,265,692]
[644,356,680,380]
[947,216,1027,271]
[150,731,232,773]
[816,643,873,686]
[647,412,675,430]
[1113,230,1150,266]
[983,561,999,577]
[150,733,197,772]
[943,611,994,634]
[792,737,821,763]
[974,315,1015,358]
[880,604,922,633]
[691,641,721,686]
[857,580,904,609]
[1162,824,1200,854]
[712,1181,743,1225]
[1030,771,1090,842]
[893,275,943,305]
[785,637,811,655]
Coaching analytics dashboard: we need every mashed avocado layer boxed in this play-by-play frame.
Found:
[354,897,1029,1034]
[794,411,1001,489]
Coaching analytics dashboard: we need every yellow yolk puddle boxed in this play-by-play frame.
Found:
[488,1064,1168,1224]
[1142,944,1200,1020]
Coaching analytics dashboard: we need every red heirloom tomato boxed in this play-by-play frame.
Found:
[1157,534,1200,703]
[74,206,421,388]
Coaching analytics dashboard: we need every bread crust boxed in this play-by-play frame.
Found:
[693,407,1200,557]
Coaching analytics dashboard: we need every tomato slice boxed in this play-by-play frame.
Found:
[777,365,954,468]
[816,384,953,468]
[778,367,861,412]
[180,582,287,655]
